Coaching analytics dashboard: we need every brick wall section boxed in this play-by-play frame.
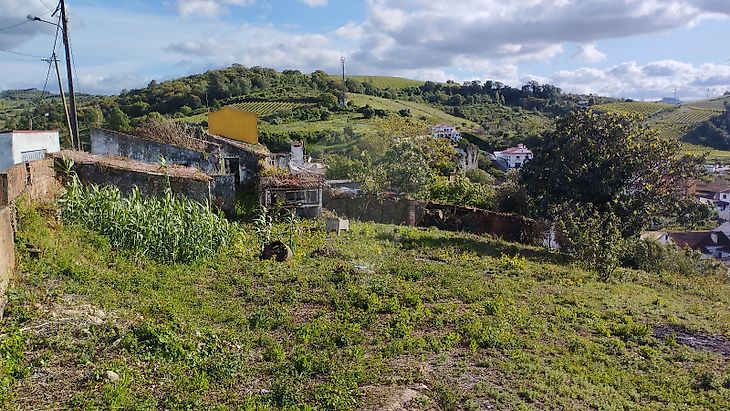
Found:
[324,194,425,226]
[0,207,14,318]
[0,158,61,207]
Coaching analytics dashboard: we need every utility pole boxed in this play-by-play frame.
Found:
[59,0,80,150]
[340,57,347,108]
[45,53,73,148]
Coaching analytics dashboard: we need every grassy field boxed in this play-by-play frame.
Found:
[331,76,425,89]
[688,95,730,111]
[2,199,730,409]
[593,102,674,118]
[348,94,481,129]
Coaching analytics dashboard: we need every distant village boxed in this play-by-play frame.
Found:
[4,101,730,266]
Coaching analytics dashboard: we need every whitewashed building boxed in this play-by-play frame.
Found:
[431,124,461,142]
[494,144,533,169]
[0,130,60,171]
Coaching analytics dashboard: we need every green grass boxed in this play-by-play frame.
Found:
[348,94,481,130]
[3,199,730,409]
[332,76,425,89]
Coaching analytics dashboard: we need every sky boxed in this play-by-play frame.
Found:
[1,0,729,101]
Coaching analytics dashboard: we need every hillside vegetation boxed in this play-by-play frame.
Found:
[2,199,730,410]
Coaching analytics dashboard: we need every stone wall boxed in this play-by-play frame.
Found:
[0,158,61,207]
[58,152,236,215]
[324,193,546,245]
[324,194,425,226]
[0,207,13,318]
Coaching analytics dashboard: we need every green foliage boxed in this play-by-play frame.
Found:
[324,153,369,180]
[429,174,496,209]
[58,172,236,263]
[523,109,706,236]
[556,205,625,280]
[105,106,131,132]
[360,139,431,199]
[0,330,29,406]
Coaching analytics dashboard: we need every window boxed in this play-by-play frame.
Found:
[20,149,46,162]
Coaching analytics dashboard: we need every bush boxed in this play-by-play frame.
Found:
[429,175,496,209]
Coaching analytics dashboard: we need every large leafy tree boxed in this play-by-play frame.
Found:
[522,109,706,236]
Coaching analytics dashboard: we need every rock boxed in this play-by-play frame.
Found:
[261,241,293,262]
[104,370,120,382]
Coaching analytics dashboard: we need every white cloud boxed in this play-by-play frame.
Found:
[298,0,328,7]
[547,60,730,100]
[349,0,730,73]
[176,0,255,19]
[0,0,56,49]
[573,42,607,63]
[166,24,345,74]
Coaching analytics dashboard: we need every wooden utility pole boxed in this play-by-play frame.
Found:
[59,0,80,150]
[45,53,74,148]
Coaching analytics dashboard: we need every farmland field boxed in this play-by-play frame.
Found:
[348,93,481,129]
[230,101,312,116]
[331,75,425,89]
[688,95,730,111]
[593,102,674,117]
[3,198,730,409]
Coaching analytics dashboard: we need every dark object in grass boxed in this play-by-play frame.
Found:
[261,241,293,262]
[654,325,730,357]
[26,243,41,259]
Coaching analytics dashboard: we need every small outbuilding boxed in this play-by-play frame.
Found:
[0,130,60,172]
[259,174,324,218]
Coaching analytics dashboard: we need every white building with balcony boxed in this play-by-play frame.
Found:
[494,144,533,169]
[431,124,461,142]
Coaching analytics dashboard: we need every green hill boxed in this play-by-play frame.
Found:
[4,198,730,409]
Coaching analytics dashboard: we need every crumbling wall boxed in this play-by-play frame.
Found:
[0,158,61,207]
[324,195,425,226]
[62,155,236,215]
[90,128,222,174]
[0,207,13,318]
[324,193,546,245]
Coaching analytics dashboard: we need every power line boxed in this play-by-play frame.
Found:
[0,8,54,32]
[37,15,62,106]
[0,48,45,59]
[38,0,54,11]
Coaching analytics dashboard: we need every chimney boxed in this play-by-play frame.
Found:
[711,232,719,244]
[291,140,304,167]
[517,144,524,148]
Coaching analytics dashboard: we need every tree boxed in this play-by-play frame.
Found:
[359,139,430,199]
[522,109,707,236]
[105,106,131,131]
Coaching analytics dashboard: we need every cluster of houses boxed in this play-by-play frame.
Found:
[430,123,533,171]
[0,105,326,217]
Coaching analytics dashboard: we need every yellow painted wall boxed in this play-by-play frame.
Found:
[208,107,259,145]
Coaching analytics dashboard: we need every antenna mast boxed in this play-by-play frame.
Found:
[340,57,347,107]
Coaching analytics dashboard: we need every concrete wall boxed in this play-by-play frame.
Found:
[0,207,13,318]
[0,131,60,172]
[90,128,222,175]
[0,133,13,171]
[0,158,61,207]
[324,194,424,226]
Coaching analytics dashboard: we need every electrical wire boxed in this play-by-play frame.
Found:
[37,16,61,106]
[0,48,45,59]
[0,8,54,32]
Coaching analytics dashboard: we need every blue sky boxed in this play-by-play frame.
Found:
[1,0,729,100]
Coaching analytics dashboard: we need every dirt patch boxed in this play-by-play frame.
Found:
[655,325,730,357]
[360,384,436,411]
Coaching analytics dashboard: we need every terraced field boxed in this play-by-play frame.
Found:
[593,101,674,117]
[230,101,312,116]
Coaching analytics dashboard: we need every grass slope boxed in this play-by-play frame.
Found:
[2,200,730,410]
[330,76,425,89]
[348,93,481,129]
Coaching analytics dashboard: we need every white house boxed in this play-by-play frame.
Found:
[0,130,61,172]
[431,124,461,142]
[494,144,533,169]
